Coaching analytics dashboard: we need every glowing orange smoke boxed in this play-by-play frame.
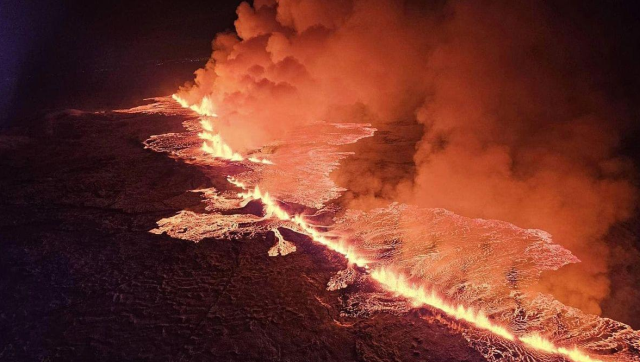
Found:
[174,94,605,362]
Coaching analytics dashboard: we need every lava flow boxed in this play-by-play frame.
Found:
[233,176,604,362]
[166,94,610,362]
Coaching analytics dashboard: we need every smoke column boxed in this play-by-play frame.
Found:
[175,0,637,320]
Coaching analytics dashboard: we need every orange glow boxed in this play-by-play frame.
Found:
[234,182,369,267]
[174,94,272,164]
[370,267,515,341]
[229,160,605,362]
[199,119,244,162]
[173,94,605,362]
[172,94,217,117]
[520,334,603,362]
[268,228,296,256]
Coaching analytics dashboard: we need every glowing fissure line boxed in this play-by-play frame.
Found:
[174,95,604,362]
[172,94,218,117]
[198,119,244,162]
[173,94,272,165]
[371,268,514,340]
[519,335,603,362]
[228,177,369,267]
[228,179,603,362]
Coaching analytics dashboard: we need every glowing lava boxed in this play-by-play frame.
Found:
[370,268,514,340]
[173,94,272,164]
[198,119,244,162]
[173,94,606,362]
[520,334,604,362]
[229,177,368,267]
[231,176,604,362]
[172,94,217,117]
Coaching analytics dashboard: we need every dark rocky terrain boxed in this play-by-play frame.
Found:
[0,110,486,362]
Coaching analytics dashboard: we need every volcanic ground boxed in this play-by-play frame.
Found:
[0,109,488,362]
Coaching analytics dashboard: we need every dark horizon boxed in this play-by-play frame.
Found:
[2,1,640,125]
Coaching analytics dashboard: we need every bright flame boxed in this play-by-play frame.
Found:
[233,181,369,267]
[234,179,605,362]
[520,334,603,362]
[172,94,218,117]
[371,267,515,341]
[173,94,272,164]
[173,94,604,362]
[248,157,274,165]
[198,119,244,162]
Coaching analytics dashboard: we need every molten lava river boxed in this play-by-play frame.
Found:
[118,96,640,362]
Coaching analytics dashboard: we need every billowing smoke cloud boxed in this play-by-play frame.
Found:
[176,0,637,318]
[176,0,435,150]
[404,2,637,315]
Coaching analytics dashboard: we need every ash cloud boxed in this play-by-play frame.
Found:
[177,0,638,319]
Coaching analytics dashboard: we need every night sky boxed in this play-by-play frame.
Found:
[1,0,242,125]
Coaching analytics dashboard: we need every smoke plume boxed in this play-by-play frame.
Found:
[176,0,638,318]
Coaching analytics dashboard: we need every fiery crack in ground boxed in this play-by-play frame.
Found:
[118,96,640,362]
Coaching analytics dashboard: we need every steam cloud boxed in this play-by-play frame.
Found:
[176,0,637,318]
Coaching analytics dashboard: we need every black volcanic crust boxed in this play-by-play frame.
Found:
[0,111,485,362]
